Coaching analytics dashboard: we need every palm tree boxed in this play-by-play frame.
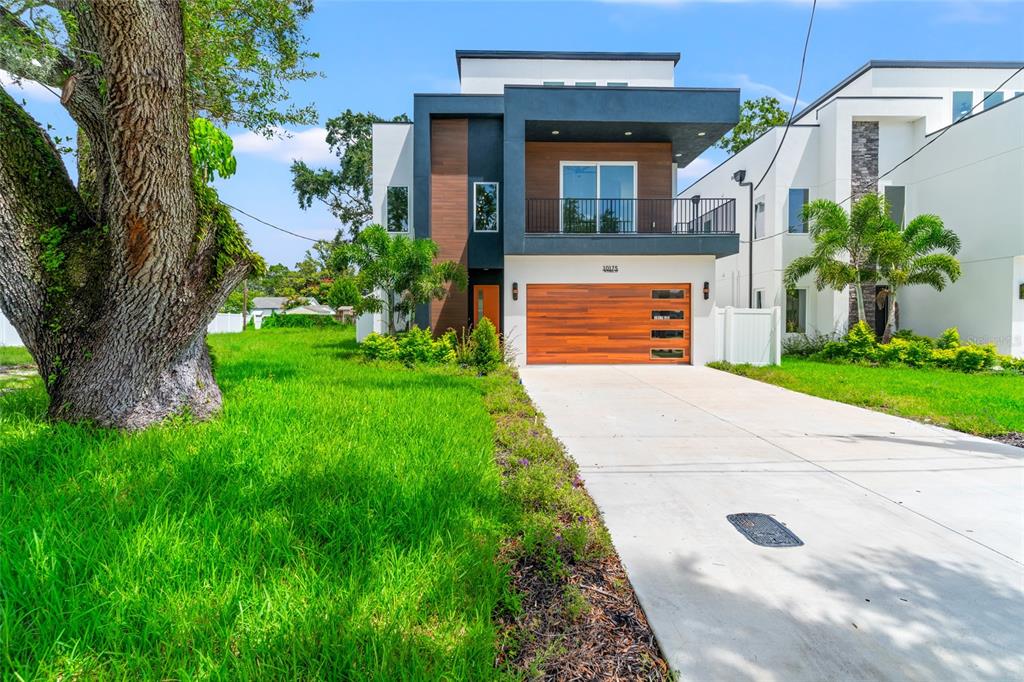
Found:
[873,214,961,343]
[334,225,468,334]
[783,194,890,323]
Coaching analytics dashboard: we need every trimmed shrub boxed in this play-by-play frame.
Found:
[950,344,997,373]
[893,329,935,347]
[937,327,961,350]
[876,337,932,368]
[262,313,340,329]
[396,326,437,364]
[845,321,878,362]
[360,332,399,361]
[469,318,502,374]
[783,331,841,357]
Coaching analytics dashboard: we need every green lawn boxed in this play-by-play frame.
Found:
[0,345,32,366]
[713,357,1024,436]
[1,327,513,678]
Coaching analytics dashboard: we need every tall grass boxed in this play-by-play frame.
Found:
[1,327,512,679]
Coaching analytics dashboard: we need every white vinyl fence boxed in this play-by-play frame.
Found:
[713,306,782,366]
[207,313,244,335]
[1,312,24,347]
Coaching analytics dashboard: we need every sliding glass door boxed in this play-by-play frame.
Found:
[560,162,636,233]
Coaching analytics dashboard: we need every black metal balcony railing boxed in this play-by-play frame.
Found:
[526,197,736,235]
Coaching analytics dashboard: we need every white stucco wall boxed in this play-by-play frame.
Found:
[502,255,717,366]
[887,96,1024,355]
[687,64,1024,348]
[459,58,675,94]
[360,122,416,341]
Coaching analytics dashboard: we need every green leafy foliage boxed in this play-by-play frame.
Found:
[260,313,338,328]
[189,117,236,183]
[360,327,457,365]
[469,318,502,375]
[814,324,1008,374]
[181,0,319,133]
[781,331,842,357]
[714,96,789,155]
[291,110,409,236]
[335,225,467,335]
[193,180,264,286]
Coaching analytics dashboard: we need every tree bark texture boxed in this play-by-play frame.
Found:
[0,1,252,429]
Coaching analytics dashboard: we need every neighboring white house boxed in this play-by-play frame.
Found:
[685,60,1024,357]
[249,296,334,324]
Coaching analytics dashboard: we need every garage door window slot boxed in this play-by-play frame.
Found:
[651,329,684,339]
[652,289,686,299]
[651,348,685,359]
[652,310,684,320]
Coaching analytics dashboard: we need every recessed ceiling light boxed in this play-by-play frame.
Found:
[674,153,682,157]
[697,131,707,137]
[551,130,559,135]
[624,131,633,136]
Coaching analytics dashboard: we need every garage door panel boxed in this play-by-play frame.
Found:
[527,283,691,364]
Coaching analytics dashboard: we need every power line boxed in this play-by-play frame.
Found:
[222,202,324,243]
[838,66,1024,206]
[753,0,818,192]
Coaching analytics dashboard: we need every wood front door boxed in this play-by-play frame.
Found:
[526,283,691,364]
[473,284,500,329]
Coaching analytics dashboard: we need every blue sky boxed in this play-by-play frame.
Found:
[3,0,1022,267]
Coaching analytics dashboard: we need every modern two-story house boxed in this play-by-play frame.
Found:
[366,50,740,365]
[686,60,1024,357]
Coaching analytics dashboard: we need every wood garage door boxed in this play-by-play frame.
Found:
[527,283,691,364]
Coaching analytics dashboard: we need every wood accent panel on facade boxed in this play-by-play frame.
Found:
[525,141,674,233]
[525,141,673,199]
[527,283,691,364]
[430,118,469,333]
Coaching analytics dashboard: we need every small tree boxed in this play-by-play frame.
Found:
[783,194,890,323]
[715,96,789,155]
[291,110,410,237]
[873,214,961,343]
[335,225,467,334]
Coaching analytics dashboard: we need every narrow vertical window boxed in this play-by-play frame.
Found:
[754,290,764,309]
[884,185,906,226]
[473,182,499,232]
[753,198,766,239]
[788,188,809,233]
[786,289,807,333]
[952,91,973,120]
[386,186,409,232]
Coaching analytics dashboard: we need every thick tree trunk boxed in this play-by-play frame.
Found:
[0,1,253,429]
[852,279,866,324]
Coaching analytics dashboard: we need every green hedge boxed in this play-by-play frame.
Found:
[261,313,340,329]
[815,322,1023,374]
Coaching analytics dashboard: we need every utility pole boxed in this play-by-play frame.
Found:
[732,170,754,307]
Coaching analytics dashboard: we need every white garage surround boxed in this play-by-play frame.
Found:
[502,254,717,366]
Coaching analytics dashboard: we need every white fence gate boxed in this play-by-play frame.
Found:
[713,306,782,366]
[1,312,24,347]
[207,313,244,334]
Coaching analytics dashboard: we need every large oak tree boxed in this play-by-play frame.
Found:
[0,0,316,429]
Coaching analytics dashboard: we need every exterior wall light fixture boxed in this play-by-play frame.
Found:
[512,282,519,301]
[703,281,710,300]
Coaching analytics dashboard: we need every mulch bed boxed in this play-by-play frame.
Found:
[496,544,670,680]
[991,432,1024,449]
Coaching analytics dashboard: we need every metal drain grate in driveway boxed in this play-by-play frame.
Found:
[727,513,804,547]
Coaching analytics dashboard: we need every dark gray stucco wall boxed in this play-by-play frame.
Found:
[467,117,504,269]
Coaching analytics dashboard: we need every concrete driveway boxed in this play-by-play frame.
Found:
[519,365,1024,682]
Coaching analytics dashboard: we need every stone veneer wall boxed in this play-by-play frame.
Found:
[850,121,879,332]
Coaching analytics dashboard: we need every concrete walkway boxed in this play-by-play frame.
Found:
[519,365,1024,682]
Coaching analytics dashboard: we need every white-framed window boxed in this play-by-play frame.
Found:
[754,289,764,309]
[607,81,628,87]
[473,182,499,232]
[542,81,564,87]
[786,289,807,333]
[386,186,409,232]
[574,81,597,87]
[559,161,637,234]
[753,196,766,239]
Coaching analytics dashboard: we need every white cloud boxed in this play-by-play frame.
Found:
[729,73,808,109]
[676,156,716,186]
[0,69,55,102]
[231,127,334,164]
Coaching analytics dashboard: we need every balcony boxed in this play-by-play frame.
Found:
[526,197,736,235]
